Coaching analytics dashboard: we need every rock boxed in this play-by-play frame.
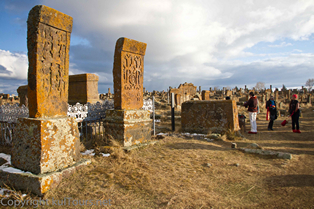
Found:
[231,143,237,149]
[277,153,292,159]
[248,143,262,149]
[206,163,212,167]
[208,133,221,139]
[235,163,240,167]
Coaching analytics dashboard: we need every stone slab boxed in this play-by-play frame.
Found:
[181,100,240,134]
[104,109,151,147]
[0,159,91,196]
[11,117,80,175]
[68,73,99,105]
[113,37,147,110]
[27,5,73,118]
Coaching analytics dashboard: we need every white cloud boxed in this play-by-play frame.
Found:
[268,42,293,47]
[0,50,27,80]
[2,0,314,93]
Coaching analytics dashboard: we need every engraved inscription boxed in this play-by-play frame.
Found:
[39,23,67,100]
[122,52,143,103]
[123,53,143,91]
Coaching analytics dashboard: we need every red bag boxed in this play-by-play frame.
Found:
[281,120,288,126]
[281,111,294,126]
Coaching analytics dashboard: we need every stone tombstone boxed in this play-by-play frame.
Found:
[104,37,151,147]
[181,100,240,133]
[199,86,201,93]
[3,94,10,99]
[261,94,266,103]
[68,73,99,105]
[274,90,278,101]
[113,37,147,110]
[27,6,72,118]
[226,90,232,97]
[17,85,28,106]
[279,102,283,109]
[175,94,181,107]
[201,90,210,100]
[108,87,111,94]
[287,90,291,100]
[308,94,312,103]
[1,5,91,196]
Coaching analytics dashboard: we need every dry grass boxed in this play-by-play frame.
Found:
[2,106,314,208]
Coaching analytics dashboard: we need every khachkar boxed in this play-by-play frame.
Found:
[104,37,151,147]
[0,5,90,196]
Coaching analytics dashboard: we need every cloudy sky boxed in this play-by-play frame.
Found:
[1,0,314,95]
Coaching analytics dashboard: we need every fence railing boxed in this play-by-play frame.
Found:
[0,99,154,146]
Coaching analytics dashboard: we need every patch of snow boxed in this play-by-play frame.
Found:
[157,133,168,136]
[100,153,110,157]
[0,153,32,174]
[0,187,27,197]
[1,167,32,174]
[81,150,110,157]
[81,149,95,156]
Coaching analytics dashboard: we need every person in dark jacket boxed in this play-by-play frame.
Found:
[266,95,277,130]
[244,92,258,134]
[289,94,301,133]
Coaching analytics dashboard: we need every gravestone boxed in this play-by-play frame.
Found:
[201,90,210,100]
[175,94,181,107]
[181,100,240,133]
[169,82,197,106]
[17,85,28,106]
[274,90,278,101]
[0,5,90,196]
[68,73,99,105]
[104,37,151,147]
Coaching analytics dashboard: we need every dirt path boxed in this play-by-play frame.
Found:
[242,107,314,155]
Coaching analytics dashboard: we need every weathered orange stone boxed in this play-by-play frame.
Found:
[17,85,28,106]
[201,90,210,100]
[27,5,73,118]
[113,37,147,110]
[104,109,151,147]
[12,117,80,175]
[181,100,240,133]
[68,73,99,105]
[169,82,197,106]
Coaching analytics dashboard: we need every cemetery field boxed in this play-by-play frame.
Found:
[4,106,310,208]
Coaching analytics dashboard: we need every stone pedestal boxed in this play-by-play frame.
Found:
[68,73,99,105]
[104,109,151,147]
[0,159,91,196]
[12,117,80,174]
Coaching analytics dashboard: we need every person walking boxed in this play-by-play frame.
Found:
[289,94,301,133]
[244,92,258,134]
[266,95,277,130]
